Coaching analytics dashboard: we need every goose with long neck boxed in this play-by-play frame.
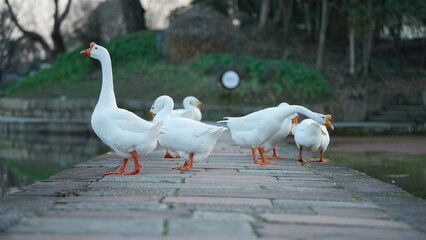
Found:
[262,102,299,160]
[218,104,333,165]
[150,95,226,170]
[80,42,163,175]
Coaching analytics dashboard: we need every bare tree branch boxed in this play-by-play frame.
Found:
[59,0,72,23]
[5,0,53,61]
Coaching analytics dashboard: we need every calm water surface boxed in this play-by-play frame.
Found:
[326,136,426,199]
[0,133,108,197]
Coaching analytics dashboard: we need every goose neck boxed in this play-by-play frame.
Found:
[154,100,174,123]
[278,105,315,120]
[97,54,117,108]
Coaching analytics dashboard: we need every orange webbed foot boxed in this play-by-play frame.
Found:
[103,169,125,175]
[172,160,193,170]
[298,159,308,163]
[262,160,278,165]
[122,164,142,175]
[164,149,180,158]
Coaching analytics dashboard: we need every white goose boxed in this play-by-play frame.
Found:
[218,105,333,165]
[262,103,299,159]
[150,95,226,170]
[161,96,202,158]
[171,96,202,121]
[81,42,163,175]
[292,118,333,163]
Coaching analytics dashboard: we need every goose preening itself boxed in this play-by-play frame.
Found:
[81,42,163,175]
[292,118,334,163]
[262,103,299,159]
[150,95,226,170]
[219,104,333,165]
[171,96,202,121]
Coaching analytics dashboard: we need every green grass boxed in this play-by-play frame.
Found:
[5,31,332,106]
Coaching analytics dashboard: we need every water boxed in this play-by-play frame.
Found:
[326,136,426,199]
[0,133,108,197]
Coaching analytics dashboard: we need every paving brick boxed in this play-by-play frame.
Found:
[168,219,256,238]
[260,213,411,229]
[163,196,272,206]
[42,210,190,219]
[83,187,177,197]
[273,199,379,208]
[2,234,261,240]
[9,217,164,235]
[100,175,184,183]
[178,188,356,201]
[238,169,313,175]
[276,176,328,181]
[188,174,277,181]
[44,167,111,182]
[311,207,389,219]
[255,223,425,240]
[193,211,255,221]
[269,180,336,188]
[13,181,88,196]
[56,196,161,203]
[54,201,168,211]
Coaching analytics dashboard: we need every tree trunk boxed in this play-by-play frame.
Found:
[51,0,72,58]
[303,1,312,40]
[282,0,294,40]
[348,0,356,75]
[390,13,403,75]
[258,0,271,34]
[316,0,328,71]
[121,0,146,33]
[362,0,374,76]
[349,26,356,75]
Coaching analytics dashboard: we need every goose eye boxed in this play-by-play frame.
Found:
[95,47,98,49]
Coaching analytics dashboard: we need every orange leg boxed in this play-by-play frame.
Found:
[259,148,277,164]
[164,149,180,158]
[298,147,308,163]
[251,148,266,165]
[271,148,285,159]
[104,158,128,175]
[172,153,194,170]
[313,150,328,162]
[123,151,143,175]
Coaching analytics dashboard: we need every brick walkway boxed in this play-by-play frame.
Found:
[1,131,425,239]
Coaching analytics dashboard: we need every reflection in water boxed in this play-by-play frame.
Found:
[327,152,426,199]
[0,133,108,197]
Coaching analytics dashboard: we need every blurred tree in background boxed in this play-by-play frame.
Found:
[1,0,425,97]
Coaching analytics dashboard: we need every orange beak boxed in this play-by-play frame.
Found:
[325,114,334,130]
[150,111,156,119]
[80,42,96,56]
[291,115,299,125]
[197,102,202,109]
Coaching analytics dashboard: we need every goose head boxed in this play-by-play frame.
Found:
[184,96,202,109]
[150,95,174,120]
[80,42,108,60]
[311,113,334,130]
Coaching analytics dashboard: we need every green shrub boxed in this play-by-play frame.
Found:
[189,54,332,105]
